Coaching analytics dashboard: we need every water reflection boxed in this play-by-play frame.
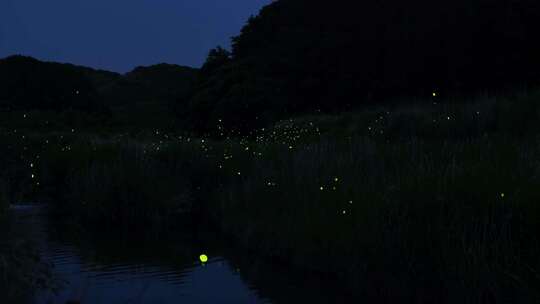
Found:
[10,205,349,304]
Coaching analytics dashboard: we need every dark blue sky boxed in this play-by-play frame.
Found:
[0,0,271,73]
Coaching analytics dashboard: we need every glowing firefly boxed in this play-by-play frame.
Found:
[199,254,208,263]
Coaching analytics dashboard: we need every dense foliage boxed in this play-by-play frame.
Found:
[179,0,540,132]
[2,89,539,302]
[0,56,198,130]
[101,63,197,106]
[4,0,540,134]
[0,56,105,112]
[2,1,540,302]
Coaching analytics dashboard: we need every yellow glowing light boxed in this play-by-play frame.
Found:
[320,186,324,191]
[500,193,505,198]
[334,177,339,182]
[199,254,208,263]
[432,92,437,97]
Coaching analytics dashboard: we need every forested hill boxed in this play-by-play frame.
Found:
[0,55,197,114]
[0,55,112,112]
[181,0,540,132]
[101,63,197,106]
[2,0,540,133]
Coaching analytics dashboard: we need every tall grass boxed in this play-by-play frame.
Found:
[1,88,539,302]
[194,90,540,302]
[208,135,540,302]
[46,131,537,301]
[264,89,540,141]
[37,140,195,232]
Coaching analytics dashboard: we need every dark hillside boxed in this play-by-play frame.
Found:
[0,55,106,112]
[0,56,198,130]
[101,63,197,106]
[181,0,540,133]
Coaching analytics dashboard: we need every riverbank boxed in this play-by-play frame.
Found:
[1,90,540,303]
[0,206,56,303]
[27,138,540,302]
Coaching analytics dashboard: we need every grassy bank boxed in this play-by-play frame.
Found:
[0,139,59,303]
[209,135,540,302]
[1,90,540,302]
[0,195,55,303]
[55,140,196,231]
[0,235,55,303]
[37,133,540,302]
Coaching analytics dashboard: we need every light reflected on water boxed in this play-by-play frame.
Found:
[10,205,350,304]
[35,251,264,304]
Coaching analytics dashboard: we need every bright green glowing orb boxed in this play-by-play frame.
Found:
[199,254,208,263]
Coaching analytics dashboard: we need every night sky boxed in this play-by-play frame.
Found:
[0,0,271,73]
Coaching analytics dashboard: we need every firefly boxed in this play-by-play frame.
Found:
[199,254,208,263]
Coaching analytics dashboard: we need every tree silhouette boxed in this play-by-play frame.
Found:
[179,0,540,134]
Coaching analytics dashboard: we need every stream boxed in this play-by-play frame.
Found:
[8,204,348,304]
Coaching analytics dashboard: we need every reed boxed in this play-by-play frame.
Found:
[208,134,540,302]
[1,88,539,302]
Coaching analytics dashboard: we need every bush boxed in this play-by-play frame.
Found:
[206,135,540,302]
[48,141,194,231]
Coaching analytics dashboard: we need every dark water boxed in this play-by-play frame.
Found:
[9,204,349,304]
